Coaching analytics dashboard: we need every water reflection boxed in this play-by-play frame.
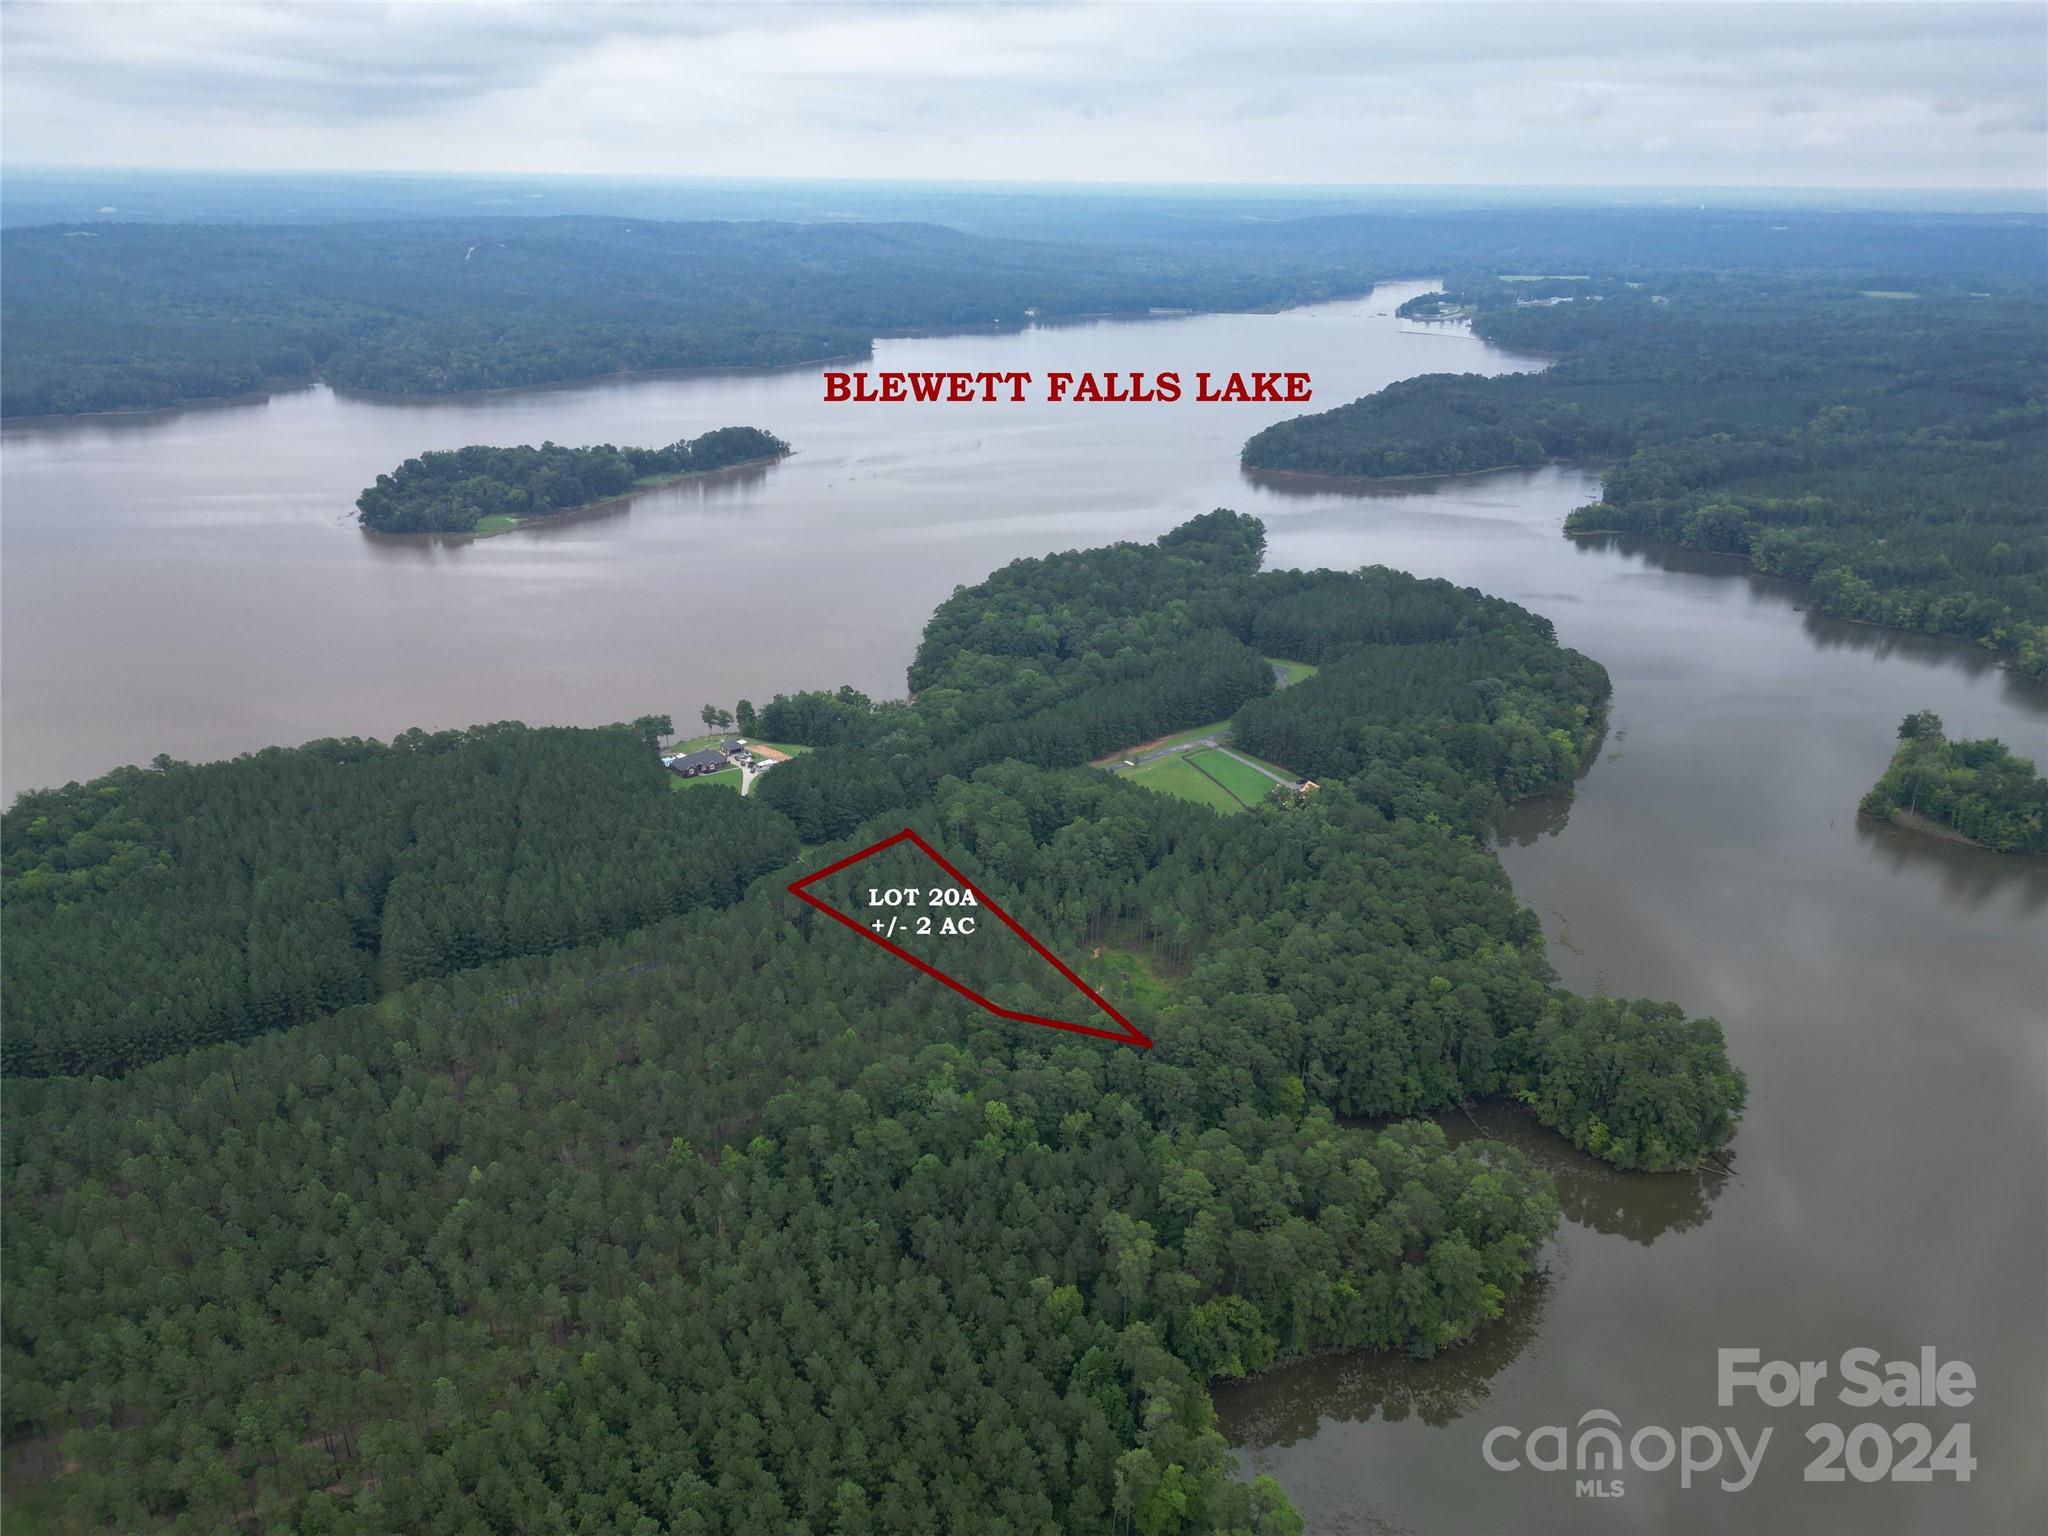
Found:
[326,358,847,415]
[1579,532,2048,710]
[0,387,312,445]
[10,289,2045,1531]
[1221,1273,1551,1451]
[1796,606,2048,717]
[1446,1101,1729,1247]
[1498,790,1575,845]
[1221,1111,1723,1453]
[358,459,781,556]
[1854,816,2048,912]
[1241,461,1559,504]
[1493,725,1607,848]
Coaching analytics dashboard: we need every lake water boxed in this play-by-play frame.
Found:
[4,281,2043,1534]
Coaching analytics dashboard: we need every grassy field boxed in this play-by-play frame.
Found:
[1266,656,1319,687]
[1230,743,1301,782]
[1187,747,1283,806]
[1118,740,1300,815]
[747,740,811,759]
[670,766,743,792]
[472,514,520,535]
[1123,754,1244,812]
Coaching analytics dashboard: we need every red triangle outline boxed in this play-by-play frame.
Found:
[787,827,1152,1050]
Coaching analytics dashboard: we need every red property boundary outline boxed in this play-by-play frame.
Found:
[787,827,1153,1050]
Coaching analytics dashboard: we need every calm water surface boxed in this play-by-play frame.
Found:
[2,283,1514,797]
[4,282,2043,1534]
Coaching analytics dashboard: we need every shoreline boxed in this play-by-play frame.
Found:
[360,452,792,542]
[1862,804,2000,852]
[1243,458,1560,489]
[1863,805,2048,862]
[0,378,321,428]
[0,362,856,428]
[1565,526,2034,680]
[1,284,1415,428]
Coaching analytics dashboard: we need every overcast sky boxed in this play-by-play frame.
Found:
[3,1,2043,190]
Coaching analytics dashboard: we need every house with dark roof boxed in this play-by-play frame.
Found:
[668,749,728,778]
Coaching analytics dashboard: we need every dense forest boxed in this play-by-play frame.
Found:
[0,216,1381,417]
[2,514,1743,1531]
[755,513,1606,841]
[1242,276,2048,680]
[354,427,789,534]
[1858,711,2048,853]
[6,204,2040,417]
[0,724,799,1077]
[748,516,1731,1168]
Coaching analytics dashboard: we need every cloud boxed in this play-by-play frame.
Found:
[0,1,787,118]
[2,0,2042,189]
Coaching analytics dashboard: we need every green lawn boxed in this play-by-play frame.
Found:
[1100,706,1298,813]
[1221,742,1299,780]
[1265,656,1320,687]
[670,766,743,792]
[472,514,520,535]
[1187,747,1286,807]
[1123,754,1245,813]
[748,741,811,758]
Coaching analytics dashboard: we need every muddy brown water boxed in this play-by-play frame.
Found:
[4,281,2043,1533]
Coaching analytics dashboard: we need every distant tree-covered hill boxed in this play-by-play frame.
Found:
[0,215,1383,417]
[355,426,789,534]
[7,205,2042,417]
[1243,277,2048,679]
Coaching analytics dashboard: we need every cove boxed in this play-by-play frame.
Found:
[3,281,2042,1532]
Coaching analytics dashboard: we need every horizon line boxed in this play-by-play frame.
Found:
[2,165,2043,202]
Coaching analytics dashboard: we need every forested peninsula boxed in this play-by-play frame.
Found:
[1859,711,2048,853]
[1,513,1743,1533]
[1242,276,2048,680]
[354,427,789,535]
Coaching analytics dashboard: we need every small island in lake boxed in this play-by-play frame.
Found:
[355,426,790,535]
[1859,711,2047,853]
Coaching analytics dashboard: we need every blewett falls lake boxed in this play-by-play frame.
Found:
[5,280,2043,1533]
